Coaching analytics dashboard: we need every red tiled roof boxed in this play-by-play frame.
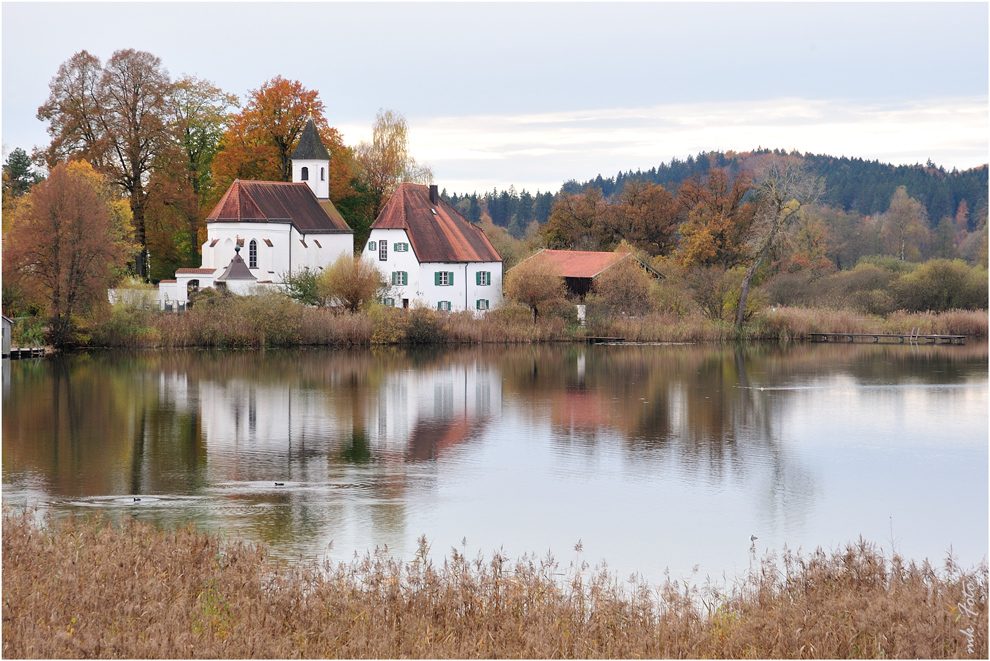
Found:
[521,250,631,278]
[207,180,351,233]
[176,268,218,275]
[372,183,501,263]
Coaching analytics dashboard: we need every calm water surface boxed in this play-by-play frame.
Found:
[3,342,987,583]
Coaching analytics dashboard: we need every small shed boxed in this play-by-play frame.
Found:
[512,249,661,299]
[2,314,12,358]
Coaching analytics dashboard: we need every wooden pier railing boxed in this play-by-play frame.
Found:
[809,332,965,345]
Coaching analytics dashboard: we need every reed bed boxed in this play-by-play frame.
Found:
[90,293,987,350]
[3,510,985,659]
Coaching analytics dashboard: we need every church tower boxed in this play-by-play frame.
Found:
[291,119,331,199]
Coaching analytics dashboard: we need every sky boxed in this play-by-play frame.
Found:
[2,2,988,195]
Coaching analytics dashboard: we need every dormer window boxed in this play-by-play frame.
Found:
[301,166,309,181]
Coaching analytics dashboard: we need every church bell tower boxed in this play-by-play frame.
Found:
[291,118,331,199]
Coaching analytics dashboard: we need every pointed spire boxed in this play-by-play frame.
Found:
[291,119,330,160]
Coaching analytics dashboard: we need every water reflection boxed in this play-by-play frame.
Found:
[3,341,986,580]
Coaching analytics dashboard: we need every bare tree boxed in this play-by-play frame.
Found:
[357,109,433,219]
[736,158,822,327]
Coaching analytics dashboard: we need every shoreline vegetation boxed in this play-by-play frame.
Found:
[77,294,990,350]
[2,510,986,659]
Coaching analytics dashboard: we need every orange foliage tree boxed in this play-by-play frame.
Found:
[209,77,358,210]
[674,170,754,268]
[2,163,135,347]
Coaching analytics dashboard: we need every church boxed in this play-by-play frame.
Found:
[157,120,354,309]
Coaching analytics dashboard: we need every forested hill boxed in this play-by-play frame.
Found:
[562,149,988,227]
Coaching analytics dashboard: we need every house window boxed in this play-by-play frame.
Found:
[379,241,388,261]
[320,167,325,181]
[301,166,309,181]
[437,301,452,311]
[391,271,408,286]
[384,298,395,307]
[394,242,409,252]
[368,241,377,251]
[476,299,490,311]
[476,271,491,286]
[435,271,453,286]
[249,239,258,268]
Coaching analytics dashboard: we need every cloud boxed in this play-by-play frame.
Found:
[337,98,988,194]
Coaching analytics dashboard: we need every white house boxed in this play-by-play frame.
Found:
[363,183,502,313]
[158,119,353,309]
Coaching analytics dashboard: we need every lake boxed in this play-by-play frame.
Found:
[3,341,987,584]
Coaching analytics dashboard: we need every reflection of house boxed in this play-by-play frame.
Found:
[363,183,502,312]
[513,249,661,299]
[158,120,353,309]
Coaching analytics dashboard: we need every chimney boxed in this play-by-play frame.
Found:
[429,184,439,206]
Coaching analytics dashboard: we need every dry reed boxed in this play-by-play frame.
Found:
[3,510,985,659]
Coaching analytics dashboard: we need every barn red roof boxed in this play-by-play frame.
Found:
[372,183,501,263]
[206,180,350,233]
[522,250,631,278]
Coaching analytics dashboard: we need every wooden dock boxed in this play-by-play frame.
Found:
[587,337,625,345]
[809,332,965,345]
[3,346,47,359]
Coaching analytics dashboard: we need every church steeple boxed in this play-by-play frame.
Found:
[292,119,331,199]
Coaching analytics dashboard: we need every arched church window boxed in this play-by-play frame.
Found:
[321,167,325,181]
[249,239,258,268]
[301,166,309,181]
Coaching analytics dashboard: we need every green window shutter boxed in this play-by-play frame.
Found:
[435,272,440,286]
[475,271,481,286]
[391,272,397,285]
[448,271,454,286]
[368,241,376,251]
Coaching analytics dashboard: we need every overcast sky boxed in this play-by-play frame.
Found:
[3,2,988,194]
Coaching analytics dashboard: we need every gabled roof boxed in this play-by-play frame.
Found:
[216,249,256,282]
[520,249,631,278]
[206,180,351,233]
[291,119,330,160]
[372,183,501,263]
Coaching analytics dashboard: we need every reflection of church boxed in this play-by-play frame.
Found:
[158,120,354,309]
[160,358,501,469]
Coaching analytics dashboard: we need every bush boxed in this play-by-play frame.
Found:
[892,259,988,312]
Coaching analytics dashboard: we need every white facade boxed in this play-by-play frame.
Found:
[200,224,351,281]
[362,228,503,312]
[292,159,329,200]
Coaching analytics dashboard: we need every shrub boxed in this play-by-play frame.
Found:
[318,255,390,312]
[892,259,988,312]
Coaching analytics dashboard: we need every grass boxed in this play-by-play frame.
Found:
[3,510,986,658]
[86,293,988,350]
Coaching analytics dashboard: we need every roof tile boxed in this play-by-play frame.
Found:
[372,183,500,263]
[207,180,351,233]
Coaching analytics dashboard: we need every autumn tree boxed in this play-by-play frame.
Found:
[209,78,360,220]
[2,162,134,348]
[674,170,754,268]
[880,186,929,262]
[735,158,822,326]
[541,186,613,251]
[317,254,390,311]
[613,180,680,257]
[37,49,174,280]
[357,108,433,220]
[503,255,568,321]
